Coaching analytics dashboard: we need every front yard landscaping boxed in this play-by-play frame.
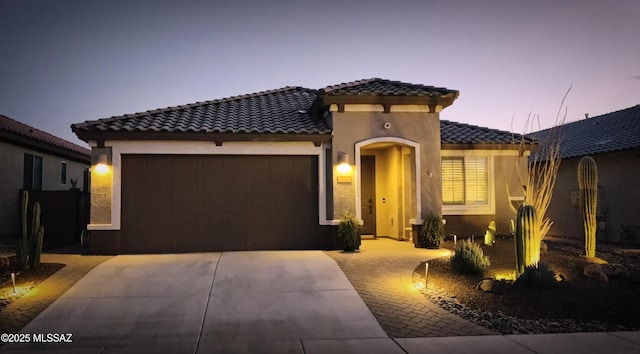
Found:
[413,238,640,334]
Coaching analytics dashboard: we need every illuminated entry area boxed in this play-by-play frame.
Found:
[357,139,419,240]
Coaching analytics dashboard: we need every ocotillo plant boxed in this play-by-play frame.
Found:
[17,190,45,270]
[515,204,540,276]
[578,156,598,258]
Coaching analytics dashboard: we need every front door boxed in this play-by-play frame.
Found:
[360,155,376,235]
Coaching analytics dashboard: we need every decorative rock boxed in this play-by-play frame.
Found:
[583,264,608,282]
[476,278,494,292]
[540,240,548,255]
[600,263,628,279]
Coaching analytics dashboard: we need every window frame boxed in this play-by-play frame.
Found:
[23,153,43,190]
[61,161,67,185]
[441,151,495,215]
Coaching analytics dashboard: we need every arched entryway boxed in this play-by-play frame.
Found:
[355,138,421,240]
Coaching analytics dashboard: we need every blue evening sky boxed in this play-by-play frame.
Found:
[1,0,638,145]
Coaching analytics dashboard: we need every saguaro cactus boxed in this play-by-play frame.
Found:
[17,190,45,270]
[578,156,598,258]
[515,204,540,276]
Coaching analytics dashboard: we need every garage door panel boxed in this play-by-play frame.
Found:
[121,155,318,253]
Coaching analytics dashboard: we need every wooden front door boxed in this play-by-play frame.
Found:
[360,155,376,236]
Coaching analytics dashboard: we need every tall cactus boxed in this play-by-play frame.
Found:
[578,156,598,258]
[515,204,540,276]
[18,191,29,269]
[17,190,45,270]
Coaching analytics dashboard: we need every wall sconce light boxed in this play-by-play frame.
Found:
[427,170,433,178]
[337,153,351,174]
[95,154,109,174]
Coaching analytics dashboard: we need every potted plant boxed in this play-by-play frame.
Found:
[419,215,445,249]
[337,213,361,252]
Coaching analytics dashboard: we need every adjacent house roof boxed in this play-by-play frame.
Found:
[72,78,523,147]
[1,114,90,162]
[530,104,640,159]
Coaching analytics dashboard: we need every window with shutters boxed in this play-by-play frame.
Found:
[442,157,465,204]
[441,154,494,215]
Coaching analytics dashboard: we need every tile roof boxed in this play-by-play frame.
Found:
[72,87,331,136]
[72,78,524,147]
[530,105,640,159]
[0,114,90,157]
[440,120,534,145]
[321,78,459,98]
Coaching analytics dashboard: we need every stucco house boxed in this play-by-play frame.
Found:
[72,78,532,254]
[531,104,640,244]
[0,115,91,238]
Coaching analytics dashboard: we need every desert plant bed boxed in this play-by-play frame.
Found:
[0,263,65,313]
[413,238,640,334]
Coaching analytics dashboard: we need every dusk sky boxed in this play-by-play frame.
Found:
[1,0,638,146]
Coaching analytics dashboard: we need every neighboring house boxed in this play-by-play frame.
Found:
[531,104,640,243]
[72,78,532,254]
[0,115,91,237]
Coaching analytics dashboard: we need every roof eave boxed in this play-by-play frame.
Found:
[74,130,332,147]
[441,142,535,151]
[321,92,459,110]
[0,130,91,163]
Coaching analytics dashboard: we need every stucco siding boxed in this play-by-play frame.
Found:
[547,150,640,242]
[0,140,89,236]
[442,153,525,237]
[330,110,442,222]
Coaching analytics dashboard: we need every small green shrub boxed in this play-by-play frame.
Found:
[514,262,558,288]
[420,215,445,248]
[337,213,361,252]
[450,241,491,275]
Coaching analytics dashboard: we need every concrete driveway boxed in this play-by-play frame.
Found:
[1,251,398,353]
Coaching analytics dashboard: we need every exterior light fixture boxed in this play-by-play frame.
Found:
[424,262,429,286]
[11,272,16,294]
[95,154,109,174]
[337,153,351,174]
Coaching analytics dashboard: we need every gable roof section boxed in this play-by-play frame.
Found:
[319,78,459,110]
[72,86,331,143]
[322,78,459,97]
[1,115,90,162]
[440,120,534,147]
[530,104,640,159]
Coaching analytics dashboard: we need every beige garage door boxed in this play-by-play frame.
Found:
[120,154,320,253]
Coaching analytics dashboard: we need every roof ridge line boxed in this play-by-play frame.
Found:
[320,77,457,95]
[78,86,317,126]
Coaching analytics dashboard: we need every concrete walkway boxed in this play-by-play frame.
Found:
[325,238,496,337]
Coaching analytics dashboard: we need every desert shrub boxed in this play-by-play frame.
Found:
[337,213,361,252]
[420,215,445,248]
[450,241,491,276]
[514,262,558,288]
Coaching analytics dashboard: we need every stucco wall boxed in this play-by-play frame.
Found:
[442,153,525,237]
[330,110,442,222]
[0,140,89,236]
[546,150,640,242]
